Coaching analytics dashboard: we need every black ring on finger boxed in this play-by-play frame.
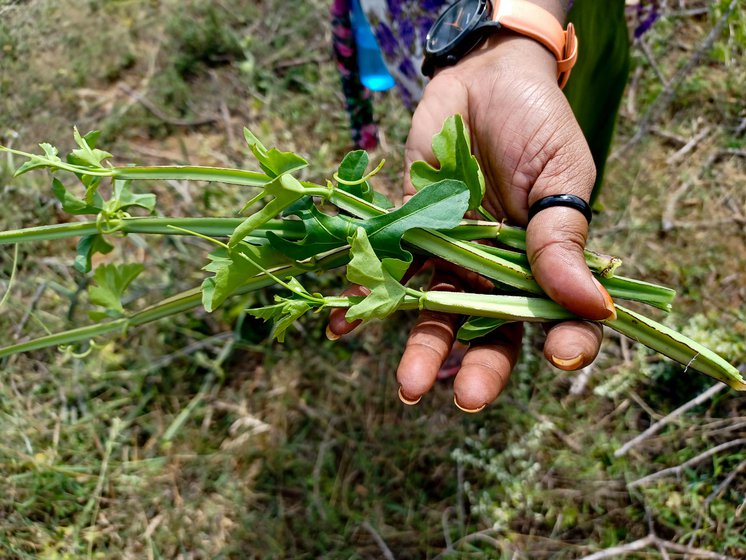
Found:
[528,194,592,224]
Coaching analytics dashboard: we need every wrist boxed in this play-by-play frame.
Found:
[525,0,570,22]
[466,32,559,83]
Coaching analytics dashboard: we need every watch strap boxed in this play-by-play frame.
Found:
[492,0,578,88]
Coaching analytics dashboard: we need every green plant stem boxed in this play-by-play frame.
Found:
[605,305,746,390]
[453,221,622,278]
[0,218,305,245]
[0,146,274,186]
[112,166,270,186]
[322,289,742,389]
[329,188,673,308]
[417,291,575,322]
[0,248,349,359]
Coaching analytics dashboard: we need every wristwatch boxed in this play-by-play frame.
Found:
[422,0,578,89]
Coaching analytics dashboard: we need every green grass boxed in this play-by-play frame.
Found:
[1,0,745,558]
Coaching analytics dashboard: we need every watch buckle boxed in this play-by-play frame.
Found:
[557,22,578,89]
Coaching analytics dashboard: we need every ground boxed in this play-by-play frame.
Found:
[0,0,745,558]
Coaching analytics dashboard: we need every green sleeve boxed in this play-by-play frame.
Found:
[564,0,630,204]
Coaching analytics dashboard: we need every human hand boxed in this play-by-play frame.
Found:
[330,34,614,411]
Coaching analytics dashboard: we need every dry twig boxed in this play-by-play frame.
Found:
[666,125,711,164]
[615,383,726,457]
[578,534,739,560]
[661,180,694,232]
[628,438,746,488]
[361,520,396,560]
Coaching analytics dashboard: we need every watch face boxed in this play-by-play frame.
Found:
[426,0,488,55]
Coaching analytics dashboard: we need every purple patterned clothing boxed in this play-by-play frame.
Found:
[360,0,449,108]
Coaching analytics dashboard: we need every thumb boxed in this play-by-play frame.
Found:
[526,141,616,322]
[403,74,469,198]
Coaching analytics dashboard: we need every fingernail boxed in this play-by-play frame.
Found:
[550,354,585,370]
[398,387,422,406]
[325,325,341,341]
[593,278,617,320]
[453,395,486,414]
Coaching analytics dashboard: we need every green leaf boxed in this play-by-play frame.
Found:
[267,201,356,260]
[69,127,112,168]
[14,143,64,176]
[75,235,114,274]
[268,178,470,264]
[228,174,306,247]
[52,178,104,215]
[338,150,369,181]
[372,190,394,209]
[248,295,312,342]
[202,242,293,312]
[88,263,144,317]
[112,180,157,213]
[409,115,485,210]
[243,128,308,177]
[336,150,374,202]
[457,317,510,342]
[345,228,407,321]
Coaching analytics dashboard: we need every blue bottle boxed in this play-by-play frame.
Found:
[350,0,395,91]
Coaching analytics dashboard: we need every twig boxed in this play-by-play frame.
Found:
[661,180,693,233]
[611,0,738,159]
[628,438,746,488]
[615,383,726,457]
[569,363,594,395]
[118,83,218,127]
[578,533,738,560]
[361,521,396,560]
[637,37,669,87]
[441,506,455,552]
[625,65,644,119]
[717,147,746,159]
[628,390,661,421]
[658,539,738,560]
[670,7,712,18]
[651,126,688,146]
[220,100,237,149]
[666,125,711,164]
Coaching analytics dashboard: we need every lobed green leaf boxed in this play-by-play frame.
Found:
[345,228,407,321]
[88,263,145,318]
[243,127,308,177]
[410,114,485,210]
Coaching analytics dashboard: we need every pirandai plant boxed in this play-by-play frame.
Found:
[0,116,743,392]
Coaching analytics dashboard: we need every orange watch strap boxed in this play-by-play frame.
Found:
[491,0,578,88]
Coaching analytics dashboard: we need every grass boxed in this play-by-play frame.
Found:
[1,0,745,558]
